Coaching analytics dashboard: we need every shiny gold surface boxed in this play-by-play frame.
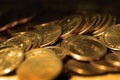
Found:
[35,23,62,47]
[0,46,24,75]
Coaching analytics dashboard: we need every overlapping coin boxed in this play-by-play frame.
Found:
[1,35,32,52]
[17,48,63,80]
[100,24,120,50]
[0,46,24,75]
[35,22,62,47]
[61,35,107,61]
[58,15,83,39]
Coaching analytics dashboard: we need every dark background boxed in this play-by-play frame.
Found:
[0,0,120,23]
[0,0,119,13]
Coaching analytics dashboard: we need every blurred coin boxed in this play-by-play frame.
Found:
[92,13,108,35]
[17,53,62,80]
[0,46,24,75]
[93,14,114,37]
[90,59,120,72]
[61,35,107,61]
[105,53,120,68]
[35,23,62,47]
[101,24,120,50]
[45,46,67,60]
[59,15,83,39]
[0,75,18,80]
[25,48,56,59]
[0,9,34,32]
[78,14,97,34]
[2,35,32,52]
[66,59,105,75]
[11,31,42,49]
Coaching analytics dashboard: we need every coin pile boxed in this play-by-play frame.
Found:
[0,11,120,80]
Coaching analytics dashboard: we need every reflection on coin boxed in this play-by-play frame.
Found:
[45,46,67,59]
[0,46,24,75]
[92,13,108,35]
[0,75,18,80]
[17,54,62,80]
[90,59,120,72]
[105,53,120,68]
[93,14,113,36]
[61,35,107,61]
[25,48,57,59]
[59,15,82,39]
[79,14,97,34]
[35,23,62,47]
[11,31,42,49]
[66,59,104,75]
[2,35,32,52]
[101,24,120,50]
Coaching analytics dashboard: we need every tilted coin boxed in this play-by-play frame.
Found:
[0,46,24,75]
[90,59,120,72]
[101,24,120,50]
[35,23,62,47]
[105,53,120,68]
[2,35,32,52]
[61,35,107,61]
[66,59,105,75]
[25,48,57,59]
[92,13,108,35]
[78,14,97,34]
[45,46,67,60]
[93,14,113,37]
[17,53,63,80]
[59,15,83,39]
[11,31,42,49]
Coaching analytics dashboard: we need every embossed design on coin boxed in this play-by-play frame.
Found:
[101,24,120,50]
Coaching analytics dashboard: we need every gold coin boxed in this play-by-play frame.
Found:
[2,35,32,52]
[78,14,97,34]
[0,46,24,75]
[11,31,42,49]
[92,13,108,35]
[59,15,83,39]
[17,53,62,80]
[61,35,107,61]
[105,53,120,68]
[35,23,62,47]
[25,48,56,59]
[90,59,120,72]
[93,14,114,36]
[45,46,67,60]
[66,59,105,75]
[101,24,120,50]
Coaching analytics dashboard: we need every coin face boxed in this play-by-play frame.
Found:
[59,15,82,39]
[66,59,105,75]
[45,46,67,60]
[105,53,120,68]
[35,23,62,47]
[61,35,107,61]
[17,53,62,80]
[101,24,120,50]
[0,46,24,75]
[25,48,56,59]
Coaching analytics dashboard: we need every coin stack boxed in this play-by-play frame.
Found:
[0,10,120,80]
